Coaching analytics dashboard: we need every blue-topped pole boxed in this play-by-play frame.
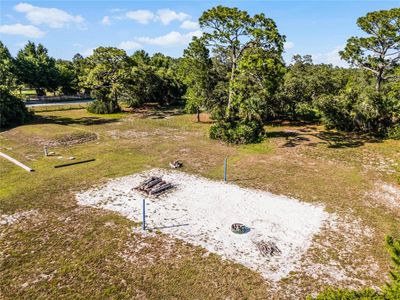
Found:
[224,157,227,182]
[142,198,146,231]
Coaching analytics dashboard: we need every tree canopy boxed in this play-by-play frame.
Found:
[340,8,400,91]
[14,41,58,96]
[0,6,399,141]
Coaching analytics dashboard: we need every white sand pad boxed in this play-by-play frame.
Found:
[76,169,329,281]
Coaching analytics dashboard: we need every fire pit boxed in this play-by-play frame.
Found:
[231,223,247,234]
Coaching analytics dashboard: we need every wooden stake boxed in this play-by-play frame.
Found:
[224,157,227,182]
[0,152,34,172]
[142,199,146,231]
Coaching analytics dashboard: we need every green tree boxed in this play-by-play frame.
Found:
[233,45,286,122]
[0,87,32,128]
[199,6,285,143]
[340,8,400,92]
[123,51,184,108]
[0,42,16,89]
[181,37,215,122]
[72,53,89,94]
[199,6,285,119]
[278,55,352,120]
[151,53,185,105]
[83,47,129,114]
[14,41,58,96]
[55,59,78,95]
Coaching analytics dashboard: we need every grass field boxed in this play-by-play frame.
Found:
[1,105,399,299]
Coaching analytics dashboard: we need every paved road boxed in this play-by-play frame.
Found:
[26,99,94,107]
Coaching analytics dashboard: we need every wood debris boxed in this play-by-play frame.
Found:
[137,176,174,196]
[254,240,281,257]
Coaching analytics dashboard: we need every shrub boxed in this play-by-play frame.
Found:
[315,89,400,136]
[87,100,120,114]
[387,125,400,140]
[295,102,321,121]
[210,120,264,144]
[0,87,33,128]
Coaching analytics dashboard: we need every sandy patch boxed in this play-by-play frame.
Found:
[0,210,38,226]
[368,181,400,210]
[76,169,329,281]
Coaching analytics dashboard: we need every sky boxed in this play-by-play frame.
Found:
[0,0,398,66]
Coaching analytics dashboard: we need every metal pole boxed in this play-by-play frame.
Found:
[142,198,146,231]
[224,157,227,182]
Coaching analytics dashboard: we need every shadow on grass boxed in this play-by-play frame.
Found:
[33,115,120,126]
[134,104,185,120]
[315,131,382,148]
[266,130,314,148]
[265,125,382,149]
[32,106,87,113]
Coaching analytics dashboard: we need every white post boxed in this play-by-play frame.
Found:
[0,152,34,172]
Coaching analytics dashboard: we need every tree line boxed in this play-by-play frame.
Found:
[1,6,399,143]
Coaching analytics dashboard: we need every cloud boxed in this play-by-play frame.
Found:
[110,8,124,13]
[313,45,348,67]
[124,9,191,26]
[101,16,111,25]
[180,20,199,30]
[126,10,155,24]
[119,41,142,50]
[0,23,45,38]
[14,2,86,29]
[284,41,294,50]
[135,30,202,47]
[156,9,190,25]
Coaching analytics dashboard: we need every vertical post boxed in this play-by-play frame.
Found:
[224,157,227,182]
[142,198,146,231]
[44,146,48,156]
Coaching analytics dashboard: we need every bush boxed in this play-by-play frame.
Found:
[209,120,264,144]
[295,102,321,121]
[87,100,120,114]
[0,87,33,128]
[315,89,400,136]
[387,125,400,140]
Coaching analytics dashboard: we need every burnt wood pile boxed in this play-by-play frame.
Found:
[137,176,174,196]
[254,241,281,257]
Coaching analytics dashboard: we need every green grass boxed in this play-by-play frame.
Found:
[1,105,399,299]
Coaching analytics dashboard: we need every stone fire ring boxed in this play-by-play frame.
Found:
[231,223,247,234]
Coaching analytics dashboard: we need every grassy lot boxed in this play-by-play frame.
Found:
[1,105,399,299]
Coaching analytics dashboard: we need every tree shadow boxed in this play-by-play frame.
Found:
[282,136,311,148]
[33,115,120,126]
[315,131,382,148]
[266,130,313,148]
[135,104,185,120]
[265,131,298,139]
[266,119,317,127]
